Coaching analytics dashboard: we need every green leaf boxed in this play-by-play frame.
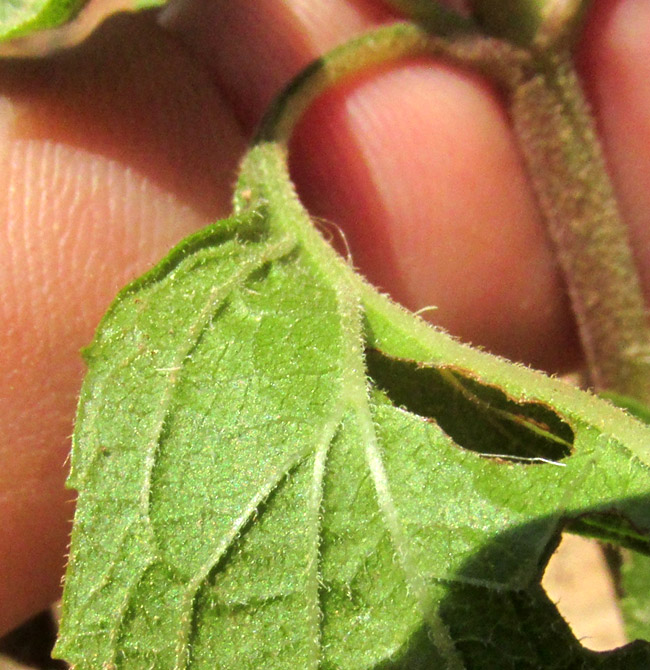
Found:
[0,0,89,42]
[600,391,650,428]
[620,551,650,641]
[0,0,167,44]
[55,143,650,668]
[467,0,592,48]
[598,393,650,641]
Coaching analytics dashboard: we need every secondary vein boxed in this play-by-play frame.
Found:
[171,408,346,670]
[138,231,297,533]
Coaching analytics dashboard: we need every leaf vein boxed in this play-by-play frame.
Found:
[171,407,346,670]
[138,233,297,529]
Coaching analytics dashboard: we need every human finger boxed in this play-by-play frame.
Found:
[0,10,245,635]
[161,0,582,371]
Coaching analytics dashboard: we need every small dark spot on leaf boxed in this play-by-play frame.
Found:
[366,349,574,463]
[247,262,272,287]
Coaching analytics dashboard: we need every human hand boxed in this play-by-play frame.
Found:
[1,0,648,637]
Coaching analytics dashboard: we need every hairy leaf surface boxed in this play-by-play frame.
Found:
[0,0,87,41]
[54,143,650,669]
[620,551,650,642]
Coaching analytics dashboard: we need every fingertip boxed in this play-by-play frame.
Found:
[290,58,579,370]
[0,11,244,635]
[159,0,396,132]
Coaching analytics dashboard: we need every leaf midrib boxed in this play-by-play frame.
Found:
[238,141,467,668]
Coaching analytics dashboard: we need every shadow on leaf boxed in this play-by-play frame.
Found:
[379,495,650,669]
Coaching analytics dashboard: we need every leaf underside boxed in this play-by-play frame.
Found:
[0,0,88,42]
[621,550,650,642]
[55,187,650,668]
[0,0,166,43]
[6,0,648,665]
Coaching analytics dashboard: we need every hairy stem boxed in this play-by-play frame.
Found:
[510,50,650,401]
[255,22,435,145]
[255,22,529,147]
[250,17,650,404]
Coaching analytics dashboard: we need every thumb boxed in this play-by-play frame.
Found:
[0,10,244,635]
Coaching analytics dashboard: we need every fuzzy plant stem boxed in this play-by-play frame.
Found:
[255,23,436,145]
[250,16,650,404]
[510,49,650,402]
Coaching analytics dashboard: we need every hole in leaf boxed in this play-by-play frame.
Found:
[542,533,628,651]
[365,349,574,463]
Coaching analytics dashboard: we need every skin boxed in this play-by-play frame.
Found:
[0,0,648,638]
